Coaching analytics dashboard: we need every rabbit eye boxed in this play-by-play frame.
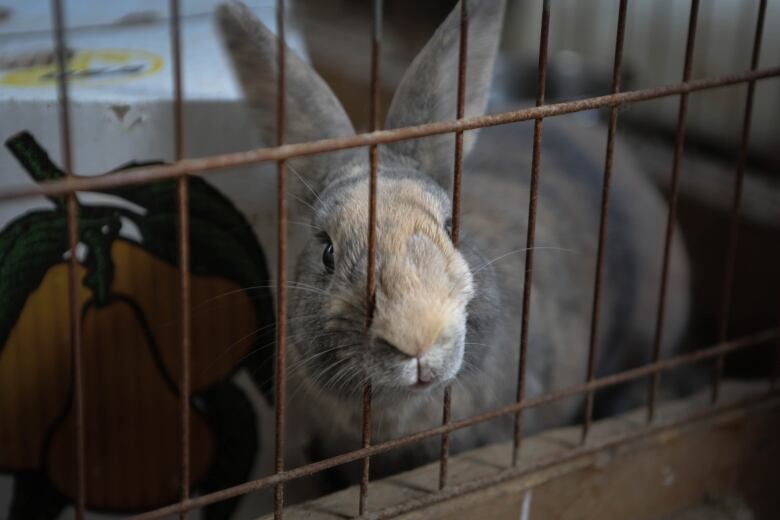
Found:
[322,241,335,273]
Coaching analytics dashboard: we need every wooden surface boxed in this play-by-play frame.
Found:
[265,382,780,519]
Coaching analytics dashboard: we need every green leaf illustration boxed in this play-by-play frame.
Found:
[0,211,120,351]
[0,212,69,351]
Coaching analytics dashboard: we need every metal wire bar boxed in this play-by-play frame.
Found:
[168,2,190,517]
[647,0,700,423]
[712,0,768,403]
[274,0,288,517]
[359,382,373,515]
[439,0,469,490]
[581,0,628,444]
[512,0,550,466]
[360,0,382,513]
[448,0,468,248]
[1,67,778,203]
[51,1,85,518]
[130,327,780,520]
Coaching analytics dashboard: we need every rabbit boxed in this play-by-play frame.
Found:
[216,0,690,492]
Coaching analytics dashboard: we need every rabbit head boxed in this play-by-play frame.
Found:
[217,0,505,398]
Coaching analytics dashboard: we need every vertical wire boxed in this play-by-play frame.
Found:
[360,0,382,514]
[712,0,767,403]
[512,0,551,467]
[169,1,190,517]
[274,0,288,517]
[581,0,628,444]
[51,1,85,517]
[438,0,468,490]
[648,0,700,423]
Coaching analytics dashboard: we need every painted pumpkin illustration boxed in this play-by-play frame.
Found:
[0,132,275,518]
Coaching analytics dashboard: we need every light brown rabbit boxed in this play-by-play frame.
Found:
[217,0,690,492]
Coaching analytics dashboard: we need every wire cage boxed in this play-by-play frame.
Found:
[0,0,778,519]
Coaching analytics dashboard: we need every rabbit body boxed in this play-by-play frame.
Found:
[284,116,690,483]
[217,0,690,489]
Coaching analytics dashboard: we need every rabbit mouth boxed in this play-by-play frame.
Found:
[410,380,434,390]
[409,357,436,390]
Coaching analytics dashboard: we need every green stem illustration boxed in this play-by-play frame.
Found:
[4,132,117,306]
[5,131,67,210]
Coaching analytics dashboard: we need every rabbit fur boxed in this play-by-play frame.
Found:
[216,0,690,488]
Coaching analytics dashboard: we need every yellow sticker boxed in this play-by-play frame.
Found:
[1,49,163,88]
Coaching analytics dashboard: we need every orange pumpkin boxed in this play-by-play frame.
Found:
[0,240,261,510]
[2,133,274,515]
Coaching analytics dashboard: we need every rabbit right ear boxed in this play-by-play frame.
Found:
[383,0,505,190]
[216,1,362,198]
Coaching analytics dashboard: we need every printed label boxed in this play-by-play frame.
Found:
[1,49,163,87]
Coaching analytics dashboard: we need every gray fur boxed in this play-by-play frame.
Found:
[383,0,505,189]
[217,0,690,490]
[216,1,361,194]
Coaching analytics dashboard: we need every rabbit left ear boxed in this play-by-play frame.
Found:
[217,1,362,198]
[382,0,505,190]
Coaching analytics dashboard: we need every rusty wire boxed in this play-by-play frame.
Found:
[512,0,550,466]
[168,1,191,517]
[712,0,768,403]
[130,327,780,519]
[581,0,628,444]
[438,0,469,491]
[359,0,383,514]
[648,0,701,424]
[274,0,289,517]
[51,1,85,518]
[0,68,777,203]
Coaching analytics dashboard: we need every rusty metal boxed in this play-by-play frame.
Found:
[438,386,453,489]
[51,1,85,518]
[512,0,550,466]
[1,67,778,203]
[130,327,780,519]
[439,0,469,490]
[648,0,700,424]
[168,2,190,517]
[581,0,628,444]
[448,0,468,248]
[712,0,768,403]
[360,0,383,513]
[359,382,373,515]
[274,0,288,517]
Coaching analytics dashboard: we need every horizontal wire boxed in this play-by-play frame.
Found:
[130,326,780,519]
[1,67,778,202]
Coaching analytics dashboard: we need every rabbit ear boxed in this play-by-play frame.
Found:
[383,0,505,189]
[216,1,361,197]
